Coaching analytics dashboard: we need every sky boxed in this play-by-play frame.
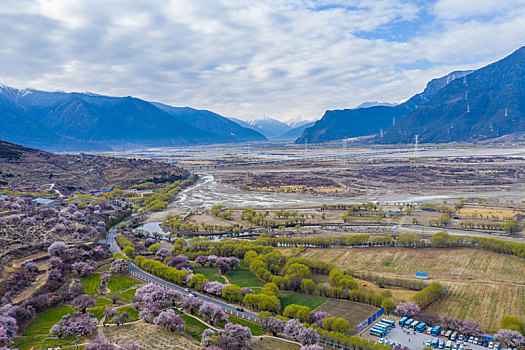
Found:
[1,0,525,122]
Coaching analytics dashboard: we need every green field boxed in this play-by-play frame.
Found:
[279,292,327,311]
[81,273,101,294]
[228,315,265,336]
[193,267,226,283]
[225,269,265,288]
[89,306,107,320]
[107,306,139,323]
[179,312,210,340]
[119,287,138,303]
[24,305,74,336]
[94,297,112,307]
[108,274,140,293]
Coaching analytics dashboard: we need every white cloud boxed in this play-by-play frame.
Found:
[0,0,524,121]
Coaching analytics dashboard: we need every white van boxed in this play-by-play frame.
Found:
[446,340,452,349]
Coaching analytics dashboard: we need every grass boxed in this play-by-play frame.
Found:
[316,299,379,334]
[179,312,210,340]
[12,336,82,350]
[24,305,74,336]
[279,292,327,311]
[81,272,101,294]
[252,338,300,350]
[107,306,140,323]
[119,287,138,303]
[94,296,112,307]
[193,267,226,283]
[228,315,266,336]
[225,268,265,288]
[108,274,140,293]
[89,306,106,320]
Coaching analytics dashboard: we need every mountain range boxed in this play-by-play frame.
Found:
[0,87,266,151]
[379,46,525,143]
[297,46,525,144]
[2,46,524,149]
[296,69,472,143]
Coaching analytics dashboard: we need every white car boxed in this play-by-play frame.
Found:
[427,328,433,334]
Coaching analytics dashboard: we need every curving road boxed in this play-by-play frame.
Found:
[107,219,257,319]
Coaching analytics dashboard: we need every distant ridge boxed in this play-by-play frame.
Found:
[296,70,472,144]
[378,46,525,143]
[0,87,265,151]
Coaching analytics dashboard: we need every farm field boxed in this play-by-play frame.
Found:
[225,268,265,287]
[108,274,141,293]
[293,247,525,283]
[279,292,327,310]
[315,299,379,334]
[293,247,525,330]
[426,281,525,332]
[193,267,226,283]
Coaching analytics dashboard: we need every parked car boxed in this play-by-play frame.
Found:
[439,340,445,349]
[489,342,494,349]
[427,340,432,347]
[459,335,464,341]
[427,328,433,335]
[379,338,385,344]
[442,330,447,336]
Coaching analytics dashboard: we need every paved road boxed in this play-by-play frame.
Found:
[107,219,258,319]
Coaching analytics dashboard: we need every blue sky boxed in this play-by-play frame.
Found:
[1,0,524,121]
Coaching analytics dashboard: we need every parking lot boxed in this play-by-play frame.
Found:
[378,326,495,350]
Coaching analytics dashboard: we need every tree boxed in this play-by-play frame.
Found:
[71,295,96,313]
[110,259,128,273]
[222,284,243,303]
[459,320,484,336]
[382,298,395,314]
[266,317,284,336]
[156,248,171,260]
[203,281,226,296]
[494,329,525,348]
[214,322,252,350]
[48,241,67,256]
[167,255,190,270]
[301,345,323,350]
[286,263,311,279]
[395,301,420,317]
[310,311,331,327]
[85,336,116,350]
[216,257,240,274]
[189,274,209,290]
[195,255,208,266]
[501,316,525,334]
[241,287,254,296]
[301,279,316,294]
[153,309,185,332]
[20,260,38,272]
[50,312,98,339]
[431,231,451,247]
[199,302,227,325]
[182,296,203,315]
[296,326,319,345]
[0,315,18,348]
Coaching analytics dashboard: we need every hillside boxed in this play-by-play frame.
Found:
[277,122,315,140]
[0,87,262,151]
[0,140,188,194]
[231,117,292,139]
[379,46,525,143]
[152,103,266,142]
[295,70,471,144]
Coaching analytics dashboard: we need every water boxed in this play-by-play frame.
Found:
[136,220,257,241]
